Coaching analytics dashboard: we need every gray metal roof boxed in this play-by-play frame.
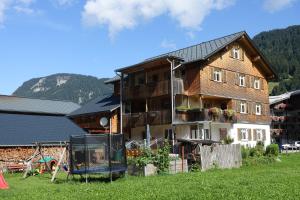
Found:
[0,95,81,115]
[116,31,245,73]
[69,94,120,117]
[104,75,120,84]
[148,31,245,63]
[0,113,86,146]
[269,90,300,105]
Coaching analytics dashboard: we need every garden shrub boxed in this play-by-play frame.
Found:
[242,156,276,166]
[223,136,234,144]
[265,144,279,157]
[128,141,171,174]
[241,146,250,159]
[153,141,171,174]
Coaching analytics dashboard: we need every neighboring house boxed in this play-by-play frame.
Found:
[0,95,85,166]
[269,90,300,145]
[69,77,120,134]
[116,31,276,147]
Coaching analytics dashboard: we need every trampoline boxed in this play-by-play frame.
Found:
[69,134,127,176]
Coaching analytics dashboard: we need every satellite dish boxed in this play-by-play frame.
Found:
[99,117,109,127]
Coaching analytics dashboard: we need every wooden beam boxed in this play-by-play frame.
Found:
[252,56,261,62]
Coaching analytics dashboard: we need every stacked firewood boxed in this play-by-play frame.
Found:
[0,146,67,164]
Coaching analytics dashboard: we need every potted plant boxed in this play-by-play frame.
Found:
[209,107,220,120]
[224,109,235,120]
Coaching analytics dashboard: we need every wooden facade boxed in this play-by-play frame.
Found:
[70,80,120,134]
[118,32,275,143]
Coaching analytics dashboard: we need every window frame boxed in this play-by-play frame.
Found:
[239,75,246,87]
[241,128,248,141]
[240,102,247,114]
[213,69,222,82]
[254,78,260,89]
[256,129,263,141]
[233,48,240,59]
[255,104,262,115]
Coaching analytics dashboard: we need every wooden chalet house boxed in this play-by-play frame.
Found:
[269,90,300,145]
[69,77,120,134]
[116,31,276,147]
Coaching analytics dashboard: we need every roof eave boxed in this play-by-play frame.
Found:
[115,55,184,73]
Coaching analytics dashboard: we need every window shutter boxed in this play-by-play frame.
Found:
[251,77,255,88]
[246,75,250,88]
[236,100,241,113]
[237,128,242,141]
[240,49,245,61]
[260,79,264,90]
[235,73,239,85]
[248,129,252,141]
[222,70,227,83]
[253,129,257,141]
[247,102,251,114]
[251,102,255,115]
[210,67,214,80]
[262,129,266,141]
[229,48,233,58]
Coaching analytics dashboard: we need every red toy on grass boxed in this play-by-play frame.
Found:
[0,172,9,189]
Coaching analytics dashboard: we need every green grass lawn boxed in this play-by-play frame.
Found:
[1,154,300,200]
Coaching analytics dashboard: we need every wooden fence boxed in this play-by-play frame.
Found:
[200,144,242,171]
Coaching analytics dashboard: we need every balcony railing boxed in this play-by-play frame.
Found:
[174,108,237,123]
[123,110,171,128]
[148,80,170,97]
[124,80,170,99]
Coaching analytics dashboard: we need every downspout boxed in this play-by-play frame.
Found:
[167,58,182,151]
[116,72,123,135]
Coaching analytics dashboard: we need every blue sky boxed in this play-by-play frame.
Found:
[0,0,299,95]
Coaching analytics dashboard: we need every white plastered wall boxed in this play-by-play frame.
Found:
[230,123,271,148]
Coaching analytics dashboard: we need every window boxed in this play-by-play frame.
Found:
[213,69,222,82]
[256,104,262,115]
[240,102,247,114]
[239,75,245,87]
[254,78,260,89]
[190,126,210,140]
[256,129,262,141]
[241,129,247,140]
[233,48,240,59]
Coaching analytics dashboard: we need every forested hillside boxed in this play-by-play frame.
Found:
[253,25,300,95]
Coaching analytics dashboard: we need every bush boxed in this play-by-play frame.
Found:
[241,146,250,159]
[242,156,276,166]
[265,144,279,157]
[223,136,234,144]
[249,144,265,157]
[128,141,171,174]
[153,141,171,174]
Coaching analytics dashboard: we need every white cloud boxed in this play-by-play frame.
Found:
[51,0,76,7]
[14,5,34,15]
[160,39,177,50]
[263,0,297,13]
[17,0,35,5]
[82,0,236,39]
[0,0,11,25]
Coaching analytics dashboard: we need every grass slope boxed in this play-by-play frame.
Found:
[1,154,300,200]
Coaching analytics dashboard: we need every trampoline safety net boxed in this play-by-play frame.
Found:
[69,134,127,175]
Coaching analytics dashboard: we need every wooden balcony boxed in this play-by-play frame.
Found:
[175,109,237,123]
[148,80,170,97]
[123,85,147,100]
[123,110,171,128]
[147,110,171,125]
[124,80,170,100]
